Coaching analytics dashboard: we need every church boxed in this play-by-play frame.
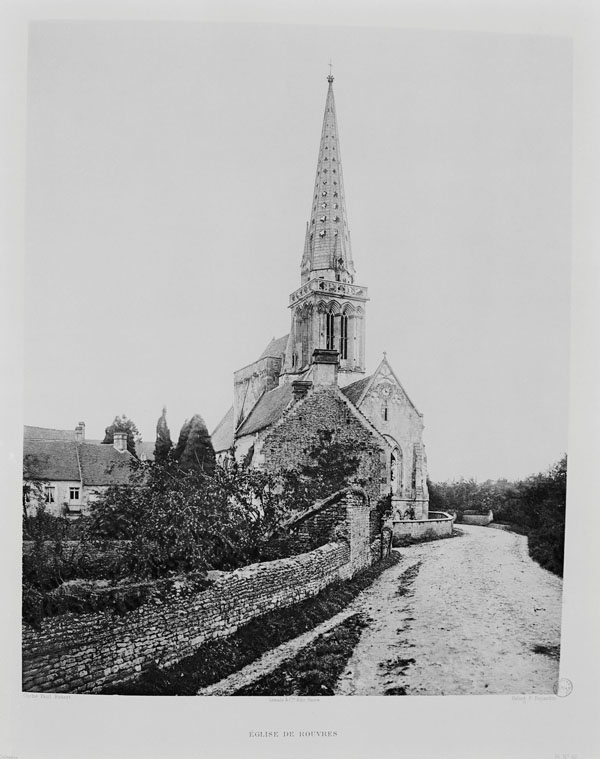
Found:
[211,73,429,520]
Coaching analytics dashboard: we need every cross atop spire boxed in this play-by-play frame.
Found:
[328,60,334,83]
[300,74,355,284]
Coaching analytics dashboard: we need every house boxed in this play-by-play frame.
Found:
[23,423,138,517]
[212,74,429,519]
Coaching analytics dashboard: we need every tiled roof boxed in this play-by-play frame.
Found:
[23,440,80,481]
[211,406,234,453]
[24,425,77,442]
[341,375,372,405]
[258,334,289,360]
[23,440,136,486]
[236,383,294,437]
[77,444,136,486]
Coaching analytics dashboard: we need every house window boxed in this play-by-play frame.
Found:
[339,314,348,359]
[44,486,56,504]
[326,312,335,350]
[69,487,80,501]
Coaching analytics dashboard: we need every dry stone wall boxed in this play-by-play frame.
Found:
[22,487,377,695]
[23,542,351,694]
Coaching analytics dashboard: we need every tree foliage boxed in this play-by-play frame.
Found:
[154,406,173,463]
[102,414,141,457]
[277,429,365,512]
[88,454,284,577]
[173,414,215,475]
[428,455,567,576]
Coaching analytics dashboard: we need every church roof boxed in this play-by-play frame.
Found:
[236,383,294,437]
[302,75,355,280]
[258,334,289,360]
[211,406,235,453]
[341,375,373,405]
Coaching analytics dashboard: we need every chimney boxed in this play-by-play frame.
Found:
[113,432,128,453]
[312,349,339,386]
[75,421,85,443]
[292,380,312,399]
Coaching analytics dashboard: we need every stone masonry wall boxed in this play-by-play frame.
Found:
[22,542,351,694]
[261,385,386,507]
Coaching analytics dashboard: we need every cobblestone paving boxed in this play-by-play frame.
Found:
[335,525,563,695]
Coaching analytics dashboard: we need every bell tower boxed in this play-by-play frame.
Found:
[282,73,369,386]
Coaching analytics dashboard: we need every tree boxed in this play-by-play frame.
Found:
[174,414,216,475]
[88,456,285,576]
[154,406,173,463]
[278,429,365,512]
[102,414,141,458]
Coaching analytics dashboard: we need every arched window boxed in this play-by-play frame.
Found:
[339,313,348,359]
[326,312,335,350]
[382,403,389,421]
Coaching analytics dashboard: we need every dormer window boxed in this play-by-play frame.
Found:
[319,230,326,237]
[321,202,327,208]
[320,215,327,222]
[322,191,327,196]
[334,216,340,222]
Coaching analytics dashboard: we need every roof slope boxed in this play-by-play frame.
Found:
[236,383,294,437]
[23,440,136,485]
[258,335,289,360]
[24,425,76,442]
[211,406,235,453]
[77,444,136,486]
[341,375,373,405]
[23,440,80,481]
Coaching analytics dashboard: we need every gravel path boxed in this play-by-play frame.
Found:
[335,525,563,696]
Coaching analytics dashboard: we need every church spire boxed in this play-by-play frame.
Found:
[301,73,355,284]
[284,74,369,387]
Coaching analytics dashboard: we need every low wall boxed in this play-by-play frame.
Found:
[23,542,350,694]
[23,540,130,561]
[462,510,494,526]
[23,488,374,695]
[392,511,455,544]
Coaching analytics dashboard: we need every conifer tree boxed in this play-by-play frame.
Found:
[154,406,173,463]
[174,414,216,475]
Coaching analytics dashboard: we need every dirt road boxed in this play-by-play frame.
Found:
[335,525,563,695]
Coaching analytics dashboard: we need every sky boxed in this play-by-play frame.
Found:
[24,21,572,481]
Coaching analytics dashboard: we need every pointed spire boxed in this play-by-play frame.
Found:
[301,74,355,284]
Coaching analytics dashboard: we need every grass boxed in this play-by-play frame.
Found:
[395,561,422,598]
[101,553,401,696]
[232,614,367,696]
[532,644,561,661]
[393,528,463,548]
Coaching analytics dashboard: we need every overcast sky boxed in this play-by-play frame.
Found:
[24,22,572,481]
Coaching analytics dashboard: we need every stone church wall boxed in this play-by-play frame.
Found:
[261,385,386,506]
